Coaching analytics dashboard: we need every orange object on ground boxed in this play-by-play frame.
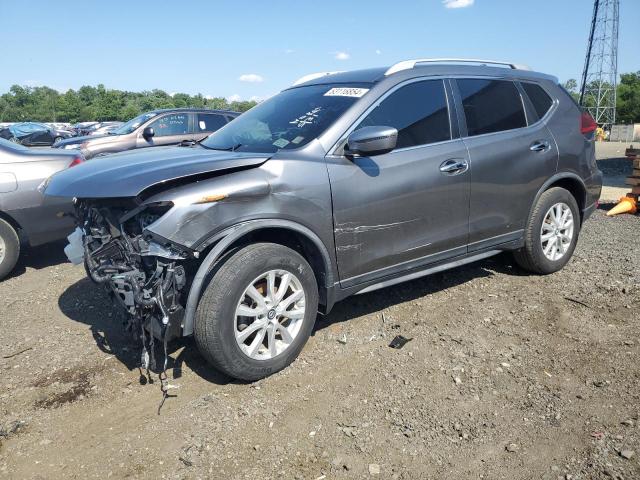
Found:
[606,196,638,216]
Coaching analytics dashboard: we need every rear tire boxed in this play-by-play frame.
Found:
[0,218,20,281]
[513,187,581,274]
[194,243,319,381]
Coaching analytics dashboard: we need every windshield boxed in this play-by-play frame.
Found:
[112,112,158,135]
[201,84,371,153]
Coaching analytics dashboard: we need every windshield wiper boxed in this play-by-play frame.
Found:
[201,143,244,151]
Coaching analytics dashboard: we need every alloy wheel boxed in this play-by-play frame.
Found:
[234,269,306,361]
[540,202,574,261]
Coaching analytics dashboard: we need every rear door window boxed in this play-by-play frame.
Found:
[148,113,189,137]
[456,79,527,136]
[197,113,227,133]
[355,79,451,148]
[521,82,554,120]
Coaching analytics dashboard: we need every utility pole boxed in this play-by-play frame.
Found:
[579,0,619,128]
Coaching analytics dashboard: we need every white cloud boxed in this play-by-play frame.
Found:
[334,51,350,61]
[238,73,264,83]
[227,94,242,102]
[443,0,474,8]
[375,49,382,55]
[285,49,295,54]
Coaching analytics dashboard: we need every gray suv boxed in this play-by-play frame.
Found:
[45,59,602,382]
[55,108,239,159]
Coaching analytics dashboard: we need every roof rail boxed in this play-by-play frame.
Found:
[384,58,531,76]
[292,71,342,86]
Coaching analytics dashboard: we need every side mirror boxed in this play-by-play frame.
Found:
[345,126,398,157]
[142,127,155,140]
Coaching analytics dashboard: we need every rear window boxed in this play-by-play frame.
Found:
[522,82,553,119]
[457,79,527,137]
[197,113,227,132]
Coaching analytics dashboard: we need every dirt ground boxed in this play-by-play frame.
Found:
[1,149,639,479]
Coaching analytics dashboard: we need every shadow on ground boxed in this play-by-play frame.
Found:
[58,252,524,384]
[7,239,69,280]
[58,277,233,385]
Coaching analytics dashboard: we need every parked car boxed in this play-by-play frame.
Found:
[0,122,74,146]
[70,122,99,136]
[55,108,239,159]
[87,121,123,136]
[45,58,602,381]
[46,123,72,131]
[0,139,83,279]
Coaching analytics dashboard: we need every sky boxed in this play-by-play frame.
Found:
[0,0,638,102]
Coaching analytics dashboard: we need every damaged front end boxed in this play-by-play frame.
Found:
[73,199,192,384]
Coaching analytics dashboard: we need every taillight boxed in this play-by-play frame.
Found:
[68,155,84,168]
[580,111,597,135]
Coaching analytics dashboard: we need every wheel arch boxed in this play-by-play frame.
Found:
[0,210,22,234]
[530,173,587,224]
[182,219,337,336]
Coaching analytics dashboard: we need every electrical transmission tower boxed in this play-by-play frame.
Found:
[579,0,619,128]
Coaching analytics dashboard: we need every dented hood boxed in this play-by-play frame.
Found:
[44,145,270,199]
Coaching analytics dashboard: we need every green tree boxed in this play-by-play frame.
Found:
[616,71,640,124]
[563,79,578,93]
[0,83,259,122]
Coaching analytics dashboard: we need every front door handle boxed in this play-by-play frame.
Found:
[439,158,468,175]
[530,140,551,152]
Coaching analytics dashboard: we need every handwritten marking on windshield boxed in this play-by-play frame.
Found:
[289,107,322,128]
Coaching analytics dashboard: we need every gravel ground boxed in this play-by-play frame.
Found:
[1,160,639,479]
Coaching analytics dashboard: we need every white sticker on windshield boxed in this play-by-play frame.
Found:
[324,87,369,98]
[273,138,290,148]
[291,136,304,144]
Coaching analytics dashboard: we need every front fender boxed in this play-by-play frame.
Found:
[181,219,336,336]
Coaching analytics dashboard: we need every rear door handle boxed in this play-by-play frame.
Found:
[439,158,468,175]
[530,140,551,152]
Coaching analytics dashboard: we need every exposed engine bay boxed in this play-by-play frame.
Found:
[72,199,193,409]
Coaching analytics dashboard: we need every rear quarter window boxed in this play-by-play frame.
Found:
[521,82,554,119]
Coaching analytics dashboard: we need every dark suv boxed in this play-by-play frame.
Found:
[55,108,239,159]
[45,59,602,382]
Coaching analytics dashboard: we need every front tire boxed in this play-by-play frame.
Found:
[513,187,581,274]
[194,243,319,381]
[0,218,20,280]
